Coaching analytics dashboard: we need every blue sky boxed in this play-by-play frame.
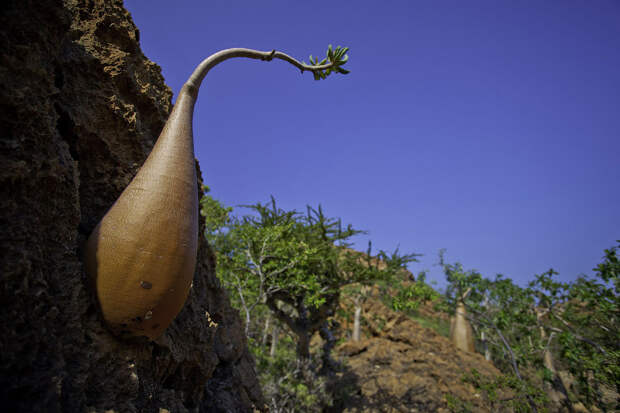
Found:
[124,0,619,290]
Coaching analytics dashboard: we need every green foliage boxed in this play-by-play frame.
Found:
[204,193,416,369]
[217,198,359,313]
[201,186,618,411]
[439,243,620,412]
[201,192,419,410]
[407,312,450,338]
[445,393,474,413]
[307,44,350,80]
[528,241,620,410]
[253,334,333,412]
[446,368,549,413]
[437,249,485,311]
[391,272,440,312]
[461,369,548,413]
[199,185,232,243]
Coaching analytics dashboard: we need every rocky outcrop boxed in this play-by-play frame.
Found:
[334,292,506,412]
[0,0,264,411]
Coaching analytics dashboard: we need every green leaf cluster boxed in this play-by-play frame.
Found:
[199,185,232,243]
[307,44,350,80]
[391,272,439,312]
[252,335,333,412]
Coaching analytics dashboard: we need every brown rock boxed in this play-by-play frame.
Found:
[0,0,264,411]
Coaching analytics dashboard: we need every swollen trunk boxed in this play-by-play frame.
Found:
[84,85,199,340]
[450,302,475,353]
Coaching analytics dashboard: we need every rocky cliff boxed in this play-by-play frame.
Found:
[0,0,264,411]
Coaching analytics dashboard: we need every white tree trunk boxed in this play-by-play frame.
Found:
[481,293,491,360]
[352,305,362,342]
[270,323,279,357]
[244,307,251,338]
[481,330,491,361]
[262,314,271,346]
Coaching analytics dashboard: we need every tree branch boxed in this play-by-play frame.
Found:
[266,294,303,335]
[549,311,608,355]
[186,48,339,91]
[469,308,539,413]
[230,271,252,337]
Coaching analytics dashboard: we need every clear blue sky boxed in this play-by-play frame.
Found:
[124,0,619,290]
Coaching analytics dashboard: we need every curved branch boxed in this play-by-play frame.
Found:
[549,310,608,355]
[548,326,608,355]
[186,48,337,90]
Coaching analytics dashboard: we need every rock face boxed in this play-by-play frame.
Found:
[0,0,264,411]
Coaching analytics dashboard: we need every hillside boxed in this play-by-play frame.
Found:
[327,278,614,413]
[330,287,507,412]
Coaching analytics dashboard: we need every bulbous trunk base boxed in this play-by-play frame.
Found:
[84,87,198,340]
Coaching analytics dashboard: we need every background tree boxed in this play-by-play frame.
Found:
[438,244,619,412]
[528,242,619,411]
[437,250,483,353]
[202,192,419,410]
[204,194,417,368]
[438,253,548,412]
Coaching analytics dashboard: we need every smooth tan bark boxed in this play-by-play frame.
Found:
[84,86,199,340]
[450,302,475,353]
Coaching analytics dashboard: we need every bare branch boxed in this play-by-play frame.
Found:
[550,310,608,354]
[468,308,539,413]
[547,325,608,355]
[268,259,299,278]
[186,48,340,91]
